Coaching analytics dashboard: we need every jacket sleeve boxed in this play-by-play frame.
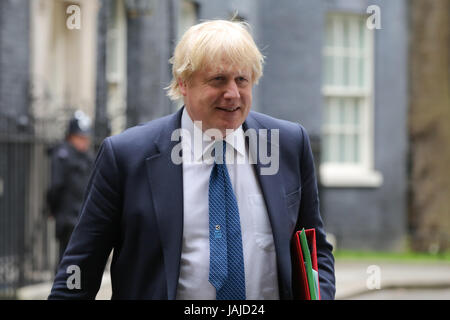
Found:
[48,138,122,299]
[296,124,336,300]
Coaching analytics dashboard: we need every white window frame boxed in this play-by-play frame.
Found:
[320,13,383,188]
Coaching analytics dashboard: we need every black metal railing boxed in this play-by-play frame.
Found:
[0,115,57,298]
[0,112,103,299]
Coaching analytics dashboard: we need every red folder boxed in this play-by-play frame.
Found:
[291,228,321,300]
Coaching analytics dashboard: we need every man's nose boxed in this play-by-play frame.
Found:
[223,81,240,99]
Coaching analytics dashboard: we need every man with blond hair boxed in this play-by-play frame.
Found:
[49,19,335,300]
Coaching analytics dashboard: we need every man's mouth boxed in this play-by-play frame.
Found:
[216,106,240,112]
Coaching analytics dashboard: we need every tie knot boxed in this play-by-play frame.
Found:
[222,140,227,163]
[212,140,227,165]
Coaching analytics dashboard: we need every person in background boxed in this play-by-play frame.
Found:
[47,110,94,264]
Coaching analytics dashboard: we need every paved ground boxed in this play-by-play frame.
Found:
[334,260,450,300]
[350,288,450,300]
[15,258,450,300]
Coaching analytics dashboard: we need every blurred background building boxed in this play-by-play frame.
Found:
[0,0,448,298]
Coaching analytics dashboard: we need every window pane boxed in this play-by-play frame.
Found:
[358,57,365,88]
[339,98,346,125]
[345,134,354,163]
[349,17,359,49]
[343,19,350,48]
[338,134,345,162]
[346,98,353,127]
[330,97,340,126]
[324,55,334,86]
[353,98,360,127]
[359,20,365,50]
[354,134,360,162]
[324,98,331,124]
[322,97,365,164]
[343,56,350,86]
[335,55,344,86]
[330,133,339,162]
[347,98,354,127]
[322,134,330,162]
[349,57,358,87]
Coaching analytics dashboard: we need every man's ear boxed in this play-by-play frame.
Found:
[178,78,187,96]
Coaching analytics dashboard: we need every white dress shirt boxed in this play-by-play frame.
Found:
[176,108,279,300]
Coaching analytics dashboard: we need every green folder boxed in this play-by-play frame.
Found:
[299,228,318,300]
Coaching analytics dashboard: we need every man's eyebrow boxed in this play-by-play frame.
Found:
[207,69,225,75]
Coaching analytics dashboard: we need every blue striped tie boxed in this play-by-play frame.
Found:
[208,141,246,300]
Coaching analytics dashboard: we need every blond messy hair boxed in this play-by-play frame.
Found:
[166,19,265,101]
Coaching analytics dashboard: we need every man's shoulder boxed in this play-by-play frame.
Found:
[105,111,180,155]
[246,111,311,154]
[247,111,305,134]
[112,112,178,140]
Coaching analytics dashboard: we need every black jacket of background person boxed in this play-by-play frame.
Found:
[47,141,93,239]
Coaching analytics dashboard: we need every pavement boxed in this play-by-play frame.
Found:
[334,260,450,299]
[15,259,450,300]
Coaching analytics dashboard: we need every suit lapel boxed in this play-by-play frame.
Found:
[244,113,293,299]
[145,109,184,300]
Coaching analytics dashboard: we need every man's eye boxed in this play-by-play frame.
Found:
[236,77,249,85]
[212,76,225,81]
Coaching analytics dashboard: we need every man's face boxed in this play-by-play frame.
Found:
[179,63,253,136]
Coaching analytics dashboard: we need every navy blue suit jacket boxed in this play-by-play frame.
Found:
[48,107,335,300]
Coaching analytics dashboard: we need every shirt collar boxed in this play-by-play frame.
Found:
[181,107,246,162]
